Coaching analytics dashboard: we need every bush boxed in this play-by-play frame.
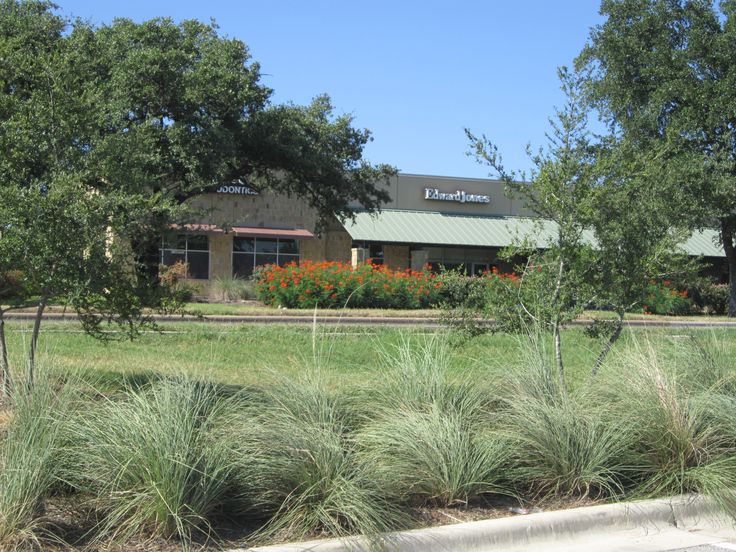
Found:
[69,378,240,542]
[641,281,693,315]
[688,281,730,315]
[255,261,443,309]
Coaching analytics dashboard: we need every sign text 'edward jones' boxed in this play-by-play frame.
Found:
[424,188,490,204]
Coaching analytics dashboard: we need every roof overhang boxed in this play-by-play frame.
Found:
[232,226,315,240]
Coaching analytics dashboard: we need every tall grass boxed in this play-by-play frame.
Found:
[496,332,633,499]
[601,336,736,498]
[68,378,240,543]
[230,374,409,543]
[358,405,506,506]
[356,337,506,507]
[0,379,75,548]
[211,276,254,302]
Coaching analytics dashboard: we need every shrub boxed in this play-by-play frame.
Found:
[0,380,75,548]
[641,281,693,315]
[688,281,730,315]
[69,378,240,542]
[255,261,443,309]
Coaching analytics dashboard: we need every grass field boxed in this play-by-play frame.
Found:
[4,320,735,391]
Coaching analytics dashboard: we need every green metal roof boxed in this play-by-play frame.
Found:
[344,210,724,257]
[679,228,724,257]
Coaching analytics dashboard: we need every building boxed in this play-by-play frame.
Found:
[162,173,726,297]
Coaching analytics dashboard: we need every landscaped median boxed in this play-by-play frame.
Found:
[3,331,736,550]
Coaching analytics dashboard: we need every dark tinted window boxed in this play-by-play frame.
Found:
[233,237,255,253]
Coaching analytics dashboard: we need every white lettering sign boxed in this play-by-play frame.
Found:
[216,184,259,196]
[424,188,490,204]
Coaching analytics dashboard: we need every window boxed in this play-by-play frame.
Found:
[233,237,299,277]
[160,234,210,279]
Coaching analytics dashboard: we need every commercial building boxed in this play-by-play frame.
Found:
[163,174,726,297]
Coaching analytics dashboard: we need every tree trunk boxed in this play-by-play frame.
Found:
[27,298,47,389]
[0,310,11,400]
[552,258,565,392]
[721,217,736,317]
[591,310,624,377]
[554,319,565,393]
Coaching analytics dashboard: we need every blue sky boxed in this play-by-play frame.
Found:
[56,1,605,178]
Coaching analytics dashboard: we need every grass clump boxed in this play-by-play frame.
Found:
[232,374,408,543]
[0,379,75,548]
[357,337,506,507]
[69,377,240,543]
[498,336,632,500]
[602,337,736,498]
[211,276,255,302]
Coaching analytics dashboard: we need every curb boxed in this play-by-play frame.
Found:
[5,311,736,328]
[236,495,729,552]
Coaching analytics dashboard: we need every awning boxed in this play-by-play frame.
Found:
[232,226,315,240]
[344,210,724,257]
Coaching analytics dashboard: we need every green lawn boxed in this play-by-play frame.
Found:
[5,320,735,392]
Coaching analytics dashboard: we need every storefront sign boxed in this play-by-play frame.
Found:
[216,184,259,196]
[424,188,490,204]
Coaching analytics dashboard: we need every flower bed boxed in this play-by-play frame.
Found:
[255,261,444,309]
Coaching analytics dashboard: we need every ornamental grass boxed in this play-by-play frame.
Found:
[0,377,76,549]
[67,377,242,543]
[2,332,736,549]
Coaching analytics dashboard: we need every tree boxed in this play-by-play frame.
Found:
[467,67,598,386]
[578,0,736,315]
[467,67,691,378]
[0,0,394,393]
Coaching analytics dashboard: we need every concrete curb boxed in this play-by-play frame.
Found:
[237,495,730,552]
[5,311,736,328]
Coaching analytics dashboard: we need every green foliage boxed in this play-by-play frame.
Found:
[599,338,736,497]
[578,0,736,314]
[357,338,506,507]
[0,377,75,548]
[255,261,443,309]
[210,275,254,302]
[230,374,408,543]
[688,281,730,315]
[68,378,240,542]
[0,0,395,384]
[641,281,693,315]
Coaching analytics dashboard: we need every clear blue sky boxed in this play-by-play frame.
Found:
[56,1,604,178]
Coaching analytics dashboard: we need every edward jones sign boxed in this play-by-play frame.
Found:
[424,188,490,204]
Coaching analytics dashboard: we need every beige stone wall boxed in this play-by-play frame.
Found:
[299,237,326,263]
[384,245,409,270]
[187,191,319,231]
[209,234,233,280]
[324,228,352,263]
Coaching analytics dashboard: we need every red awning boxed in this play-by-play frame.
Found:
[232,226,315,239]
